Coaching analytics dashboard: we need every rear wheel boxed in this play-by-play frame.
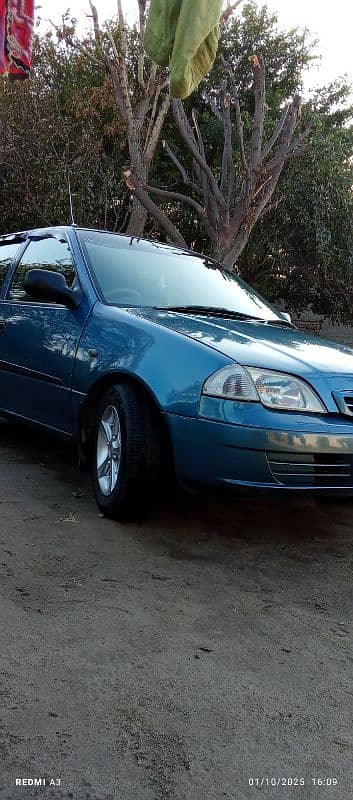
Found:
[92,382,165,520]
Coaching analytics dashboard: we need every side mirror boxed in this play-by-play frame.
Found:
[24,269,81,308]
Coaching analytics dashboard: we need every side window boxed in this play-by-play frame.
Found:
[0,242,21,294]
[9,238,76,303]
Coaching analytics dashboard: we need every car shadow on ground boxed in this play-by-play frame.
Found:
[1,416,352,560]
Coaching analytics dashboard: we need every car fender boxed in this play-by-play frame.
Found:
[71,302,230,420]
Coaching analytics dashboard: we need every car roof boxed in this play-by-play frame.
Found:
[0,225,190,255]
[0,225,71,244]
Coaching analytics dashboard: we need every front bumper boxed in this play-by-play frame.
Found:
[165,400,353,494]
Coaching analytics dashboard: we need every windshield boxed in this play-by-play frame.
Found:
[78,230,282,322]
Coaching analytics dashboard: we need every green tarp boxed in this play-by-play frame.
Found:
[144,0,223,99]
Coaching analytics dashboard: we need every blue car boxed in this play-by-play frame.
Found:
[1,225,353,518]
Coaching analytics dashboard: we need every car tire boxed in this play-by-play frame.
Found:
[92,382,164,520]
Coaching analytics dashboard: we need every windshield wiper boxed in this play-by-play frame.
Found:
[154,305,260,320]
[266,318,296,328]
[154,305,295,327]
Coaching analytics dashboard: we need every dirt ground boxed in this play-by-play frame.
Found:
[0,417,352,800]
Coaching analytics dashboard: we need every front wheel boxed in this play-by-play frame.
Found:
[92,382,164,520]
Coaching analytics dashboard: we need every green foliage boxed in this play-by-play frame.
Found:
[220,3,316,113]
[241,80,353,322]
[0,25,129,233]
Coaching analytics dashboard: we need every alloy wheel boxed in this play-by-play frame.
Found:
[96,405,122,496]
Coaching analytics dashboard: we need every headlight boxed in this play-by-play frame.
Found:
[247,368,326,412]
[202,365,326,413]
[202,365,258,401]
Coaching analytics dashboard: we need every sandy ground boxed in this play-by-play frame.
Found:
[0,417,352,800]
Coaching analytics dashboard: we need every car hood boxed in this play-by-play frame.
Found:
[127,307,353,377]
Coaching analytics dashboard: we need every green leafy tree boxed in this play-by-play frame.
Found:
[240,79,353,322]
[0,25,128,233]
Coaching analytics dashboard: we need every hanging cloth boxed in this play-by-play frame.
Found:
[0,0,34,79]
[144,0,223,99]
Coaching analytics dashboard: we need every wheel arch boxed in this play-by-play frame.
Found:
[78,371,174,470]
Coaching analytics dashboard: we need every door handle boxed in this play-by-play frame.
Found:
[0,320,6,334]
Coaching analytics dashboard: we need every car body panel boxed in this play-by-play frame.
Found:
[0,301,91,432]
[166,412,353,491]
[122,308,353,414]
[0,228,94,433]
[71,302,229,417]
[125,306,353,375]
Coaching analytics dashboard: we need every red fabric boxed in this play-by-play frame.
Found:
[0,0,34,79]
[0,0,7,74]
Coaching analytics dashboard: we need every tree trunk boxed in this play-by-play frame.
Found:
[211,218,235,266]
[220,226,251,271]
[126,195,148,236]
[86,2,170,241]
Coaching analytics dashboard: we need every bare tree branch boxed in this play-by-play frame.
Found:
[249,54,266,176]
[266,95,303,171]
[144,184,207,220]
[117,0,127,56]
[115,0,134,127]
[172,98,221,229]
[191,108,207,162]
[144,93,170,166]
[262,104,289,159]
[109,67,129,119]
[146,63,158,97]
[252,175,272,200]
[233,92,248,175]
[287,124,313,154]
[172,99,228,211]
[222,0,245,23]
[65,0,174,236]
[220,54,248,174]
[276,93,302,150]
[144,78,169,153]
[162,141,191,185]
[220,91,235,204]
[50,17,103,66]
[257,196,284,221]
[137,178,217,245]
[123,169,188,247]
[137,0,147,89]
[137,49,310,267]
[88,0,100,44]
[191,106,222,228]
[265,136,311,173]
[137,0,147,38]
[73,6,311,263]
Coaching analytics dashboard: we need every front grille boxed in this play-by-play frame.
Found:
[342,396,353,416]
[332,391,353,417]
[266,451,352,487]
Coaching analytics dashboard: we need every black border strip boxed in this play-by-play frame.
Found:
[0,359,63,385]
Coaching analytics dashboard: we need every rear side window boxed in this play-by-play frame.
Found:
[0,242,21,293]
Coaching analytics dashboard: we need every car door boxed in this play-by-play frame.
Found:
[0,234,91,433]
